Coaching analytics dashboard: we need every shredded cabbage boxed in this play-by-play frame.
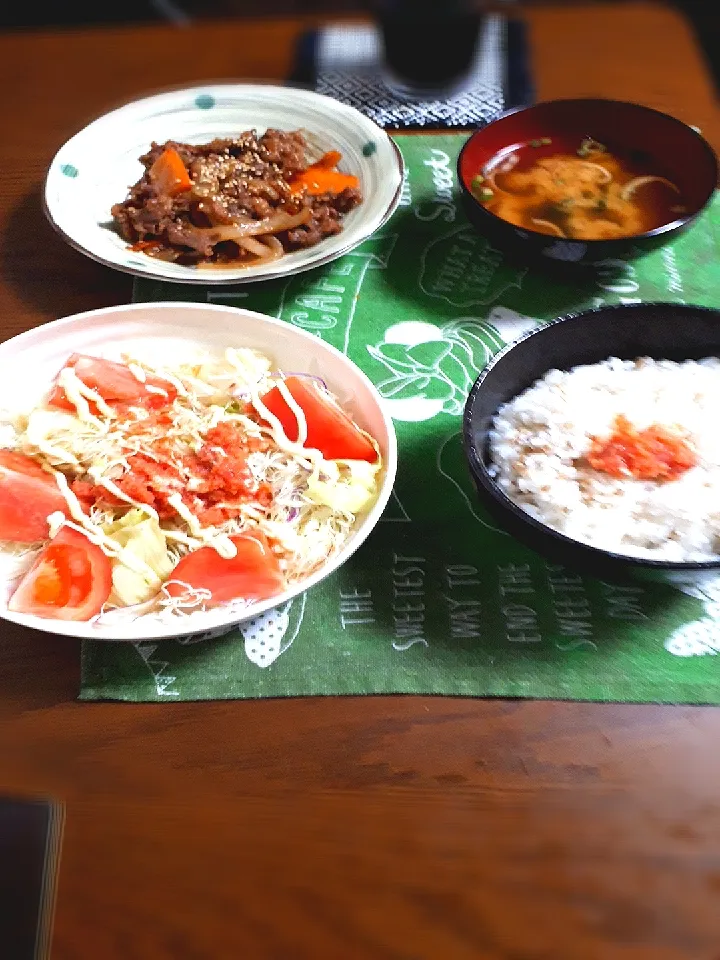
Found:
[1,347,382,621]
[307,459,381,514]
[102,510,175,606]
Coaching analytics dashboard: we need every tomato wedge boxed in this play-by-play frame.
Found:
[0,451,66,542]
[165,532,285,606]
[8,526,112,621]
[259,376,377,462]
[48,354,177,413]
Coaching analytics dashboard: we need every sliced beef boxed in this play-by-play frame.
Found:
[111,128,362,265]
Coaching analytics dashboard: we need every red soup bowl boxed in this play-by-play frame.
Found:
[457,98,718,266]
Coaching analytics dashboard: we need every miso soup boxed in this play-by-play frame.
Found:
[470,137,687,241]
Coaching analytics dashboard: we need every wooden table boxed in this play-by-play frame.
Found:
[2,4,720,957]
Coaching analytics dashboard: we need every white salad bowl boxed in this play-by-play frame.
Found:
[43,82,404,284]
[0,302,397,641]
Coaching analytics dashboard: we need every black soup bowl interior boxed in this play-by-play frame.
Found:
[457,99,718,267]
[463,303,720,587]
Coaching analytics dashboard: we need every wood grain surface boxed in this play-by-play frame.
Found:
[1,4,720,958]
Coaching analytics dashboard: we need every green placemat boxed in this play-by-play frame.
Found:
[80,134,720,703]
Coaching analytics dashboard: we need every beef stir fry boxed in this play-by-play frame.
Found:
[111,129,363,266]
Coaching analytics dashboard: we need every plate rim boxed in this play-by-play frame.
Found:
[43,81,405,285]
[0,300,398,641]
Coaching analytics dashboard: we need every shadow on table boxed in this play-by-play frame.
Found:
[0,630,82,711]
[0,187,129,336]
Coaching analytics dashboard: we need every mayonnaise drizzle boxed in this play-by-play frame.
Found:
[127,363,147,383]
[165,494,237,559]
[250,388,322,482]
[49,471,161,580]
[275,378,309,446]
[58,368,114,421]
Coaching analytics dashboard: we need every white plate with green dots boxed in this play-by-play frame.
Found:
[44,83,404,285]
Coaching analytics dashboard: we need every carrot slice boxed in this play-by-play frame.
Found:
[289,151,359,197]
[149,147,192,197]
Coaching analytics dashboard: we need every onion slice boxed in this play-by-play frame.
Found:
[621,176,681,201]
[577,161,613,183]
[200,208,311,244]
[530,218,567,238]
[238,236,284,263]
[263,235,284,255]
[238,237,273,259]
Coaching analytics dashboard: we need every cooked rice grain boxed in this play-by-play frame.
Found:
[489,357,720,560]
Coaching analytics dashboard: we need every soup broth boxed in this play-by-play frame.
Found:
[471,137,687,241]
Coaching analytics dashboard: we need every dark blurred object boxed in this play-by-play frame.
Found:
[374,0,483,99]
[0,0,161,28]
[0,0,716,109]
[0,796,64,960]
[289,14,527,130]
[679,0,720,91]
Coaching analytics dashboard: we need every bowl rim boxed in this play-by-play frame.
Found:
[0,300,399,640]
[462,301,720,571]
[457,97,719,246]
